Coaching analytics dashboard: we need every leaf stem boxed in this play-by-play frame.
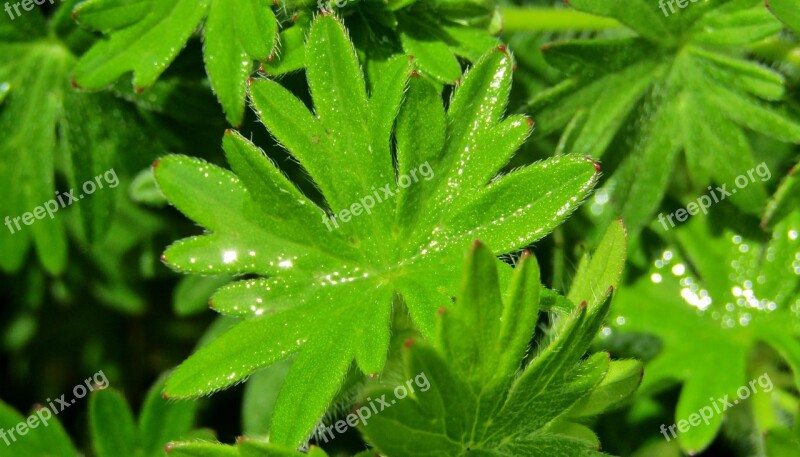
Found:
[500,7,623,32]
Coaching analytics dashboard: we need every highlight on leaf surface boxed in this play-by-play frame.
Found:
[155,14,600,447]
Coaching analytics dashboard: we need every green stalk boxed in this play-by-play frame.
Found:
[500,7,623,31]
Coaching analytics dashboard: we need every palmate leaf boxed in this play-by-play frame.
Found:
[606,210,800,453]
[72,0,277,125]
[156,15,600,447]
[0,2,145,274]
[534,0,800,235]
[361,224,636,456]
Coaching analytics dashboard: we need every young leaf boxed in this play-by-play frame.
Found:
[89,389,138,457]
[361,239,633,455]
[158,15,599,447]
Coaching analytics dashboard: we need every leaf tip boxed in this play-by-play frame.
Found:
[236,435,246,443]
[135,86,144,94]
[438,306,447,315]
[585,156,601,173]
[164,442,174,453]
[526,117,534,128]
[496,44,509,55]
[404,338,415,348]
[579,300,587,310]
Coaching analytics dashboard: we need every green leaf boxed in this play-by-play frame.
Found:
[0,6,155,274]
[361,241,631,455]
[398,19,461,83]
[242,360,292,436]
[74,0,277,125]
[0,44,69,274]
[129,167,167,207]
[173,275,233,316]
[89,389,138,457]
[160,15,599,447]
[607,211,800,453]
[261,15,311,76]
[204,0,277,125]
[537,1,799,235]
[74,0,210,90]
[762,161,800,229]
[72,0,151,33]
[568,359,644,417]
[0,400,77,457]
[165,442,239,457]
[567,218,627,309]
[691,7,782,45]
[768,0,800,35]
[567,0,674,44]
[765,427,800,456]
[138,376,196,454]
